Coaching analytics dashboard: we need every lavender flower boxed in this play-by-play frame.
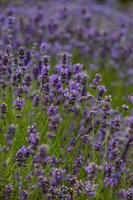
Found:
[4,184,13,200]
[84,181,98,198]
[27,125,40,150]
[0,103,7,118]
[20,190,28,200]
[16,146,31,166]
[14,98,25,111]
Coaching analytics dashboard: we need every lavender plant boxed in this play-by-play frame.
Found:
[0,0,132,104]
[0,1,133,200]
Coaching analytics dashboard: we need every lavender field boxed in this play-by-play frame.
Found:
[0,0,133,199]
